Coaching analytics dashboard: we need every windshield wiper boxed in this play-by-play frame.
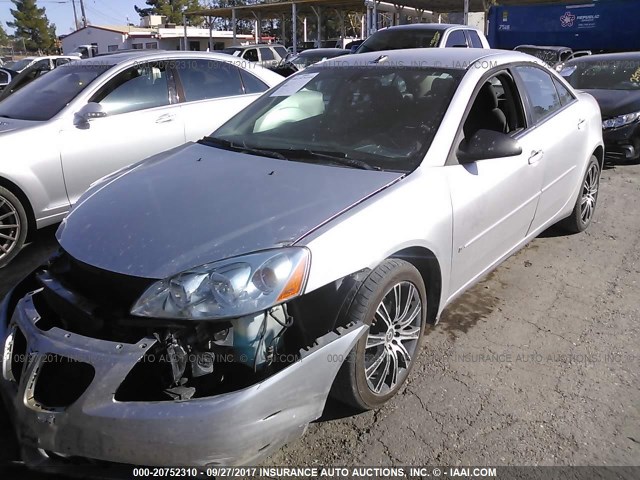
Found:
[276,149,381,171]
[200,136,288,161]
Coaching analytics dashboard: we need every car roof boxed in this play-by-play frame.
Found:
[379,23,482,32]
[565,51,640,64]
[516,45,571,51]
[70,50,247,66]
[333,48,516,69]
[299,48,350,56]
[224,44,286,50]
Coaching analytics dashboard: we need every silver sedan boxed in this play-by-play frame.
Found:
[0,51,283,266]
[1,49,603,468]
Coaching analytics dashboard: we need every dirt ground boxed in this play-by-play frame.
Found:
[0,163,638,476]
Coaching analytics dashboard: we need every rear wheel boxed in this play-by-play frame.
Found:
[332,259,427,410]
[560,156,600,234]
[0,186,28,268]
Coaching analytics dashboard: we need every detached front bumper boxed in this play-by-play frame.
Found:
[0,288,366,468]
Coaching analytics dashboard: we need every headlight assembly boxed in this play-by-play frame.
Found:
[602,111,640,130]
[131,248,310,320]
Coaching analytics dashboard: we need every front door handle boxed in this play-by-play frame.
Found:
[577,118,586,129]
[528,150,544,165]
[156,114,175,124]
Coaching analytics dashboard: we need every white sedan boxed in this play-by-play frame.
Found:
[0,51,283,266]
[1,49,602,468]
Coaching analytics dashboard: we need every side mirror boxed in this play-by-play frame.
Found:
[457,129,522,163]
[74,102,106,126]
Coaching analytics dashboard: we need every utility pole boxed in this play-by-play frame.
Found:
[79,0,88,28]
[71,0,79,30]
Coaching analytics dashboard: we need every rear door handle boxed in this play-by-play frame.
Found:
[528,150,544,165]
[156,114,175,124]
[577,118,586,129]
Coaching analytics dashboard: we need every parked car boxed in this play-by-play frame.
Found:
[271,48,350,77]
[0,67,16,92]
[0,48,603,469]
[0,51,283,266]
[2,55,78,74]
[560,52,640,163]
[0,57,78,100]
[221,44,289,69]
[346,39,365,53]
[355,23,489,54]
[514,45,591,71]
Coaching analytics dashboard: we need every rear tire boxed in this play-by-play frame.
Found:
[331,259,427,411]
[0,186,28,268]
[560,155,600,234]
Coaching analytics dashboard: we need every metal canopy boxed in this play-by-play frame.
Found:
[189,0,571,19]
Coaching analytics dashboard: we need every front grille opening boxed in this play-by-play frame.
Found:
[10,327,27,383]
[33,354,95,408]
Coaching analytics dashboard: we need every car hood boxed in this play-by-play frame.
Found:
[583,89,640,118]
[0,117,40,134]
[57,142,403,279]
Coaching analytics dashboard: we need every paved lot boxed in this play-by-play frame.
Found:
[0,163,638,475]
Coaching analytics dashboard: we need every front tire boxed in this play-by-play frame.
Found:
[560,155,600,234]
[0,186,28,268]
[332,259,427,410]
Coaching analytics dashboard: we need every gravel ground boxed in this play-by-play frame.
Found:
[0,163,638,477]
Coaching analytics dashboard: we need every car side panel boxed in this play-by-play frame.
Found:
[300,169,453,318]
[0,123,69,227]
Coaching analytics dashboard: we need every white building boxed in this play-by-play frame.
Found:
[61,21,254,56]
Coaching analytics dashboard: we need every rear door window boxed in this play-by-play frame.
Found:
[514,66,562,124]
[259,48,275,61]
[552,78,575,106]
[466,30,483,48]
[445,30,468,48]
[239,69,269,94]
[174,59,244,101]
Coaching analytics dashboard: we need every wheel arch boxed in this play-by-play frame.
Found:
[390,246,442,325]
[593,145,604,170]
[0,176,37,241]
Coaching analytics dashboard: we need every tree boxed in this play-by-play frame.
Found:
[7,0,56,53]
[135,0,204,26]
[0,23,10,47]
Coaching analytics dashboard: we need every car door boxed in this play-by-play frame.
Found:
[512,65,588,232]
[59,61,185,204]
[446,70,546,296]
[173,58,270,142]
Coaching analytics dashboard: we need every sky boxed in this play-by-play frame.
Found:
[0,0,142,35]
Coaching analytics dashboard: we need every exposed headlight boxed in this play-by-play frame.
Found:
[602,111,640,130]
[130,248,310,320]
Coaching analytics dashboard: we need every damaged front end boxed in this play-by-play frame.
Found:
[0,251,368,467]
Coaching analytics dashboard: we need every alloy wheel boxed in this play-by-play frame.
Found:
[364,281,422,395]
[0,194,21,262]
[580,162,599,224]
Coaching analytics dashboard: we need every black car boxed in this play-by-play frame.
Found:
[514,45,591,70]
[271,48,350,77]
[561,52,640,163]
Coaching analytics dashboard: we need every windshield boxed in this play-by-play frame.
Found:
[206,65,462,172]
[221,48,243,57]
[8,58,34,71]
[357,29,442,53]
[0,61,112,121]
[561,57,640,90]
[290,52,344,69]
[515,47,565,66]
